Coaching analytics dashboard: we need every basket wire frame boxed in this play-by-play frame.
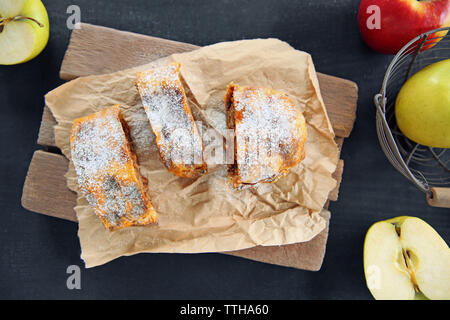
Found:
[374,27,450,196]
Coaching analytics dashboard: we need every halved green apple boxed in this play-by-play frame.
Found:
[0,0,49,65]
[364,216,450,300]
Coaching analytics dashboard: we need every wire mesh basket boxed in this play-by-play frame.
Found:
[374,27,450,208]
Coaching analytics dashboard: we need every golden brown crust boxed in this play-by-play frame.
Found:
[70,105,158,231]
[136,62,207,178]
[225,83,307,189]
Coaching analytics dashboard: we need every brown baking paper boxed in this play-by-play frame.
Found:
[45,39,339,268]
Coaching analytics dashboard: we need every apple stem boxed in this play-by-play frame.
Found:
[0,15,44,33]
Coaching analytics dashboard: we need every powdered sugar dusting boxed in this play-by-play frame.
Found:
[136,63,204,167]
[70,106,147,227]
[232,85,305,185]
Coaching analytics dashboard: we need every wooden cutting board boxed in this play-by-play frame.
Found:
[22,23,357,271]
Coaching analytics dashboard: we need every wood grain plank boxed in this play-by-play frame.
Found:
[227,211,330,271]
[316,74,357,138]
[60,24,198,80]
[37,106,56,147]
[21,150,331,271]
[22,150,77,221]
[329,159,344,202]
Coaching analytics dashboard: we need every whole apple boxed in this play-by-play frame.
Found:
[395,59,450,148]
[358,0,450,54]
[0,0,49,65]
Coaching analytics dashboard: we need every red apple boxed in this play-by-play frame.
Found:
[358,0,450,54]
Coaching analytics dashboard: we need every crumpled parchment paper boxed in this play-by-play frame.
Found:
[45,39,339,268]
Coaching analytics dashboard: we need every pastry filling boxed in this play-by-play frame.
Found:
[225,85,240,187]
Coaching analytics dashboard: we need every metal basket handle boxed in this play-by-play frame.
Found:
[427,188,450,208]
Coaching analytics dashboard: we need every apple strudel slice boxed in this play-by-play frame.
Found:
[70,105,158,231]
[225,82,307,189]
[136,62,207,178]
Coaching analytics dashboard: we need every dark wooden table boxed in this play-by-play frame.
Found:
[0,0,448,299]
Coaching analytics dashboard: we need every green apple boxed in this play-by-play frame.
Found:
[0,0,49,65]
[395,59,450,148]
[364,216,450,300]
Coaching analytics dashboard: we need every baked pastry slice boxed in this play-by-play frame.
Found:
[136,62,207,178]
[225,83,307,189]
[70,105,158,231]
